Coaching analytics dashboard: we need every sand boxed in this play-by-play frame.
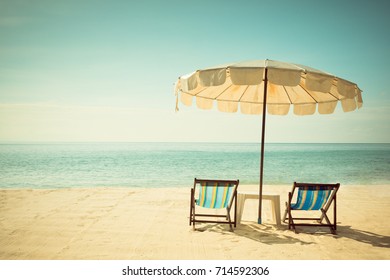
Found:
[0,185,389,260]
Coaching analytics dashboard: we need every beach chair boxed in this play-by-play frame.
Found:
[189,178,239,231]
[283,182,340,234]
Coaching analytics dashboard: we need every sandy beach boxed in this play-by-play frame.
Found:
[0,185,389,260]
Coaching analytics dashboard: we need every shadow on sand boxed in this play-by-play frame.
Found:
[336,225,390,248]
[193,223,314,245]
[193,222,390,248]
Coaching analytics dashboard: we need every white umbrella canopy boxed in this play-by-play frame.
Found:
[175,59,362,115]
[174,59,363,224]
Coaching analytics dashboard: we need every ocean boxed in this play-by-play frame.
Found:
[0,142,389,189]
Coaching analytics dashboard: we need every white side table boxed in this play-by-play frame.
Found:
[237,191,281,225]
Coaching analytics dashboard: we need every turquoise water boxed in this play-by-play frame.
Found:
[0,143,389,188]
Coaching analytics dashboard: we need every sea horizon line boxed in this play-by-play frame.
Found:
[0,141,389,145]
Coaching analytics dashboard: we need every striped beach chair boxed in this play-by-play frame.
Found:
[190,178,239,231]
[283,182,340,234]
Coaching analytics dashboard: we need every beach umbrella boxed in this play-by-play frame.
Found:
[174,59,362,224]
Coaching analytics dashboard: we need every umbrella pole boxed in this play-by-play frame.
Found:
[258,68,268,224]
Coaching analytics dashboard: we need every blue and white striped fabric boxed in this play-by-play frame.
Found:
[196,182,234,209]
[291,186,332,210]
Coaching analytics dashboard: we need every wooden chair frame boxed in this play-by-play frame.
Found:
[283,182,340,234]
[189,178,239,231]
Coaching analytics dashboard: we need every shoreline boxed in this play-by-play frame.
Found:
[1,183,389,189]
[1,185,389,260]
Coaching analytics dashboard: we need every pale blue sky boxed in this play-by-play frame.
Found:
[0,0,389,142]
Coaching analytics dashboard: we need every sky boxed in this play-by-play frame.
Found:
[0,0,389,143]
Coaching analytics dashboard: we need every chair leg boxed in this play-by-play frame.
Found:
[289,213,297,233]
[191,189,196,231]
[192,209,196,231]
[282,202,289,223]
[287,207,290,229]
[323,195,337,233]
[321,209,336,234]
[227,210,233,232]
[233,206,237,228]
[288,207,297,233]
[192,206,196,231]
[334,195,337,231]
[287,192,296,232]
[190,212,193,226]
[189,188,194,226]
[234,194,237,227]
